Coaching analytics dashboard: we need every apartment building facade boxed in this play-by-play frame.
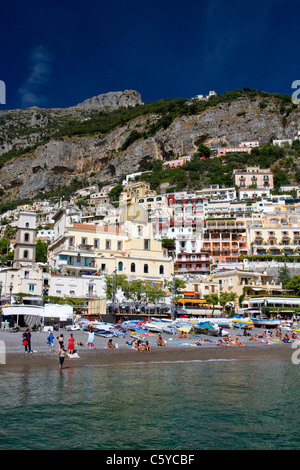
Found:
[233,166,274,189]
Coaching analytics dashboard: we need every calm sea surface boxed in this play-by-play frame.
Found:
[1,357,300,450]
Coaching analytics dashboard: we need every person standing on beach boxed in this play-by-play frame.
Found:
[67,333,75,355]
[87,329,94,349]
[57,333,64,348]
[22,329,32,353]
[58,343,66,371]
[47,329,54,347]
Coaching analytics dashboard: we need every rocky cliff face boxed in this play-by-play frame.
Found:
[0,91,299,200]
[73,89,143,109]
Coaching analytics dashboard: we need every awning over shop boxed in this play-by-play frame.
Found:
[178,298,209,305]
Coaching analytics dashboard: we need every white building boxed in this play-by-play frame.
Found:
[48,274,105,299]
[239,188,271,201]
[239,141,260,148]
[272,139,293,147]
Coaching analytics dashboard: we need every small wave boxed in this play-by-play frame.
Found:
[86,358,238,367]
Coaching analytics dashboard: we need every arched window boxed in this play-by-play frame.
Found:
[159,265,164,275]
[144,264,148,274]
[24,233,29,242]
[131,262,136,273]
[24,250,28,259]
[118,261,123,272]
[25,222,29,228]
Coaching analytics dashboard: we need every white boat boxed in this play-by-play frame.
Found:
[144,318,173,332]
[92,322,115,336]
[250,316,281,328]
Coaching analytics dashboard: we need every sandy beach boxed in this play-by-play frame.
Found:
[0,325,296,372]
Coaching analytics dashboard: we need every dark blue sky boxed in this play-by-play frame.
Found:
[1,0,299,110]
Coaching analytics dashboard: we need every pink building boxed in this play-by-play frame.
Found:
[163,155,192,169]
[217,147,252,158]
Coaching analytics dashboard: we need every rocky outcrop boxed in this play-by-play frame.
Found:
[73,90,143,110]
[0,93,299,200]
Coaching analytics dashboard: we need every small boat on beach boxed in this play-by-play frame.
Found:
[232,318,254,329]
[144,318,173,333]
[250,316,281,328]
[192,322,221,337]
[92,322,116,337]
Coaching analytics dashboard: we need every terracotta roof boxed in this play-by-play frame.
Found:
[72,223,126,233]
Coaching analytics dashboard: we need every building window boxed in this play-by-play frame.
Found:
[106,240,111,250]
[131,262,136,273]
[101,264,106,272]
[69,237,74,246]
[118,261,123,272]
[144,264,149,274]
[81,238,87,245]
[94,239,99,248]
[24,233,29,242]
[159,265,164,275]
[28,284,35,292]
[118,241,122,250]
[24,250,28,259]
[24,271,29,279]
[144,240,150,250]
[25,222,29,228]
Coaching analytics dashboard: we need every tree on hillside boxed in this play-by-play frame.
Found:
[195,144,211,159]
[108,184,123,202]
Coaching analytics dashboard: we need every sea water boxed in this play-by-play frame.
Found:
[0,357,300,450]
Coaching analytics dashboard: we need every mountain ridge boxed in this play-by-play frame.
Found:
[0,88,299,203]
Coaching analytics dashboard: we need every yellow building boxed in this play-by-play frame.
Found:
[249,204,300,256]
[211,269,288,305]
[119,181,156,205]
[48,207,173,287]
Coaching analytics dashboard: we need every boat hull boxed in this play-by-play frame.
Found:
[251,318,281,328]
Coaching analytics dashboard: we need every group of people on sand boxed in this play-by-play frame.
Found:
[131,338,152,353]
[249,327,299,343]
[217,335,243,347]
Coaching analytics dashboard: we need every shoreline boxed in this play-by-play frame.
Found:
[0,327,297,373]
[2,342,295,372]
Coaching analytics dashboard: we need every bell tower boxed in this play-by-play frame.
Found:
[13,211,36,268]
